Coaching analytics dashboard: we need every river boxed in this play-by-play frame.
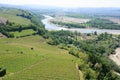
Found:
[42,15,120,34]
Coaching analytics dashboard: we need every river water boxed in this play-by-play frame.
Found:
[42,15,120,34]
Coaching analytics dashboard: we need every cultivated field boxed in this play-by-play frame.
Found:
[105,17,120,24]
[52,16,90,24]
[0,35,79,80]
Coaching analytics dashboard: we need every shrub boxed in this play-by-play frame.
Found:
[0,68,6,77]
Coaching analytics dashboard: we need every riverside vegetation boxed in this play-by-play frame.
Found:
[0,7,120,80]
[50,14,120,29]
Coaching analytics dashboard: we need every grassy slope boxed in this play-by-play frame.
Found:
[0,8,31,25]
[0,35,79,80]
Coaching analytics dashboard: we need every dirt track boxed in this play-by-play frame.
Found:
[109,48,120,66]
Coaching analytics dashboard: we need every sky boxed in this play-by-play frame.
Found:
[0,0,120,8]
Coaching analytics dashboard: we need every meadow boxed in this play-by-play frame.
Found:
[0,8,31,25]
[0,8,80,79]
[0,35,79,80]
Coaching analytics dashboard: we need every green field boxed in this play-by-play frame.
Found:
[0,8,31,25]
[0,35,79,80]
[0,13,31,25]
[10,29,36,37]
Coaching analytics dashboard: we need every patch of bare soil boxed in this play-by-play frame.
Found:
[0,33,6,38]
[109,48,120,66]
[0,17,8,25]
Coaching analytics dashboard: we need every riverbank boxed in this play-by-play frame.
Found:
[42,15,120,35]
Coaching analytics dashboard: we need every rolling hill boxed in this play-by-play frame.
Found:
[0,7,80,80]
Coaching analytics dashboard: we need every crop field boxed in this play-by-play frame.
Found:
[10,29,36,37]
[104,17,120,24]
[0,35,79,80]
[52,16,90,24]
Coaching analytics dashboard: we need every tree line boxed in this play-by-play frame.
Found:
[44,30,120,80]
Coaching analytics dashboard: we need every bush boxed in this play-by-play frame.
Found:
[0,68,6,77]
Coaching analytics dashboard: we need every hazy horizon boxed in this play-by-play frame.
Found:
[0,0,120,8]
